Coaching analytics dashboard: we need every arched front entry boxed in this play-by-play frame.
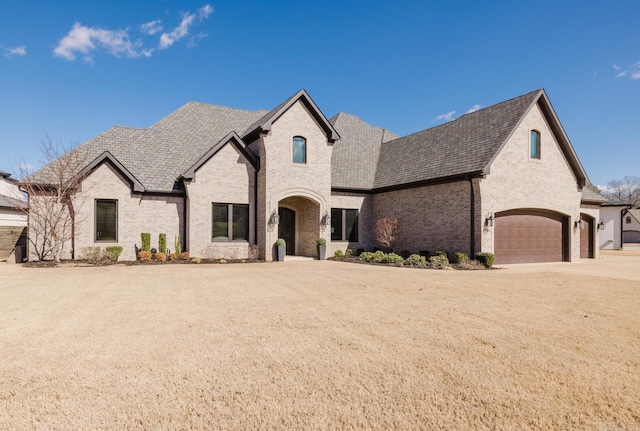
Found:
[580,213,595,259]
[494,209,569,264]
[277,195,321,257]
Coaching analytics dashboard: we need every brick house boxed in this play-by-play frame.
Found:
[28,88,601,263]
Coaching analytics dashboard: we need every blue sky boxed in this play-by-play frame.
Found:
[1,0,638,187]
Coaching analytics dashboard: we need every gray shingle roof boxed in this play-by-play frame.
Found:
[329,113,398,190]
[373,89,542,190]
[0,194,27,210]
[581,187,608,204]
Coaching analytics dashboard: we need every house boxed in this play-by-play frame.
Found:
[28,88,601,264]
[0,169,28,262]
[599,205,640,249]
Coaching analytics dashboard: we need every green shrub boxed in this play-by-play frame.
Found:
[334,249,344,258]
[454,252,469,263]
[345,248,353,257]
[382,252,404,264]
[81,246,103,263]
[405,254,427,267]
[105,246,123,262]
[435,250,448,258]
[141,233,151,252]
[359,251,375,262]
[430,254,449,269]
[317,238,326,246]
[174,235,182,255]
[475,252,495,268]
[372,250,386,263]
[159,233,167,255]
[275,238,286,247]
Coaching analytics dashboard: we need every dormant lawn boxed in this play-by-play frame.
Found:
[1,257,639,430]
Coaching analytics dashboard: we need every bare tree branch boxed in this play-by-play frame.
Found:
[604,176,640,207]
[376,217,399,252]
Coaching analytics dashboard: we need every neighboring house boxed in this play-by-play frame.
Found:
[29,88,601,264]
[0,170,28,261]
[623,208,640,243]
[599,205,640,249]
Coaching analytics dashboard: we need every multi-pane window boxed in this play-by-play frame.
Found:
[331,208,358,241]
[530,130,541,159]
[95,199,117,241]
[212,203,249,241]
[293,136,306,164]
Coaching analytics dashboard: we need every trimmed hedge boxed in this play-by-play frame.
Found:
[475,252,495,268]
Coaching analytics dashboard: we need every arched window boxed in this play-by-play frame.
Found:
[292,136,306,164]
[626,216,632,224]
[530,130,541,159]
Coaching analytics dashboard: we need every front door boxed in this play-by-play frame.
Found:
[278,207,295,255]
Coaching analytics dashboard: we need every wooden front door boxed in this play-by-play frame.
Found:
[278,207,295,255]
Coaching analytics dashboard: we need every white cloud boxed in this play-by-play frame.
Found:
[140,19,163,35]
[1,45,27,58]
[54,22,146,61]
[433,110,456,123]
[614,62,640,80]
[465,104,482,114]
[159,4,213,49]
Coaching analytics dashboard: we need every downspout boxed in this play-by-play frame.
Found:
[183,188,188,253]
[468,176,475,256]
[254,169,258,245]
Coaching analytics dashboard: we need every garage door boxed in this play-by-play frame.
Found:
[580,216,593,259]
[494,210,567,264]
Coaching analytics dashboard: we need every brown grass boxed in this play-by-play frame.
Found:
[1,260,639,430]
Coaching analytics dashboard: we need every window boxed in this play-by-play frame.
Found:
[530,130,541,159]
[626,216,632,224]
[95,199,117,241]
[292,136,306,164]
[212,203,249,241]
[331,208,358,241]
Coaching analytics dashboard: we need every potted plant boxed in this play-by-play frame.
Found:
[317,237,327,260]
[275,238,286,261]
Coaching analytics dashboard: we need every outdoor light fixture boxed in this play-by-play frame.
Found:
[597,219,605,230]
[268,210,279,226]
[320,210,331,227]
[574,216,584,230]
[485,212,494,227]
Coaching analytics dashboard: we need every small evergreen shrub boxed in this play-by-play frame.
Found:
[372,250,386,263]
[175,235,182,255]
[180,251,190,260]
[345,248,353,257]
[275,238,286,247]
[141,233,151,252]
[138,251,152,262]
[435,251,448,258]
[155,252,166,262]
[317,238,326,246]
[454,252,469,263]
[359,251,375,262]
[334,249,344,258]
[475,252,495,268]
[105,246,123,262]
[405,254,427,267]
[159,233,167,255]
[430,254,450,269]
[382,252,404,264]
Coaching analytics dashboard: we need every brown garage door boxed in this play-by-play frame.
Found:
[580,216,594,259]
[495,210,566,264]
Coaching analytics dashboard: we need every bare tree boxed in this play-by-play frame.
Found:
[376,217,399,252]
[603,176,640,207]
[18,137,90,262]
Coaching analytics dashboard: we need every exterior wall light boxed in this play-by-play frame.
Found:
[485,212,494,227]
[269,210,279,226]
[597,219,605,230]
[320,210,331,228]
[574,216,584,230]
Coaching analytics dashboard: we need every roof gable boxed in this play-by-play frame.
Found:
[82,151,145,192]
[181,132,258,180]
[243,89,340,143]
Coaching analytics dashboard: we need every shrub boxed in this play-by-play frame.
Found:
[105,246,123,262]
[382,252,404,264]
[191,257,201,264]
[435,251,448,258]
[155,252,166,262]
[317,238,326,246]
[81,246,103,264]
[376,217,399,251]
[405,254,427,267]
[180,251,190,260]
[430,254,449,269]
[175,235,182,255]
[457,259,486,270]
[372,250,387,263]
[275,238,286,247]
[138,251,152,262]
[159,233,167,255]
[169,253,177,261]
[454,252,469,263]
[334,249,344,258]
[345,248,353,257]
[475,252,495,268]
[359,251,375,262]
[141,233,151,252]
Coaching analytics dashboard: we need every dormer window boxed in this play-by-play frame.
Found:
[293,136,306,164]
[530,130,541,159]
